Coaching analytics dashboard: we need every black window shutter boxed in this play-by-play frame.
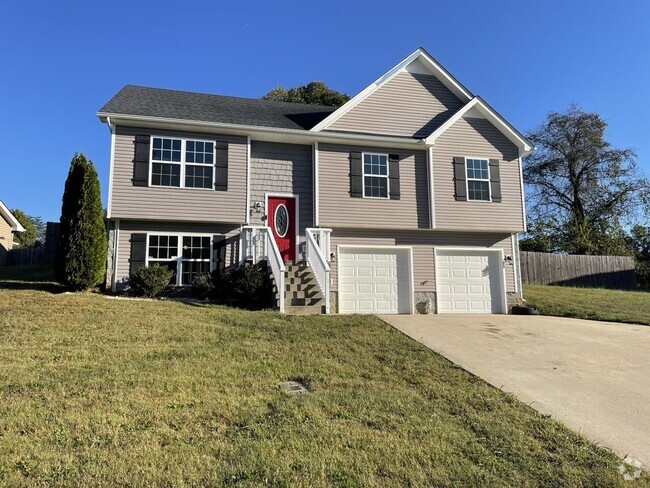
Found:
[133,135,150,186]
[129,233,147,277]
[214,142,228,191]
[489,159,502,203]
[212,235,226,272]
[453,157,467,201]
[349,151,362,198]
[388,154,400,200]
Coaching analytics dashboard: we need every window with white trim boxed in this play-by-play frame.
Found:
[150,137,214,189]
[180,236,211,285]
[466,158,490,201]
[147,234,212,285]
[147,235,179,282]
[363,153,389,198]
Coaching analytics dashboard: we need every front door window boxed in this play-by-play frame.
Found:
[274,204,289,237]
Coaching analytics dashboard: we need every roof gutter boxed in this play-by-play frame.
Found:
[97,112,428,148]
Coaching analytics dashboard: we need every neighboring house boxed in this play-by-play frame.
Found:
[98,48,533,315]
[0,201,25,266]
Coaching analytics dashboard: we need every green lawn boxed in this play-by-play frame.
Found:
[524,284,650,325]
[0,273,646,486]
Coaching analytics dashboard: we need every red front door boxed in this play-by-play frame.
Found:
[267,196,296,262]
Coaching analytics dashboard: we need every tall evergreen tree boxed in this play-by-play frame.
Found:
[54,153,107,290]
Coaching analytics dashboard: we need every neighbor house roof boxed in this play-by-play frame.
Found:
[97,85,337,131]
[0,201,25,232]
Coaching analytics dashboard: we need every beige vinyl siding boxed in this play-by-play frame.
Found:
[318,143,429,229]
[329,228,515,294]
[114,220,240,289]
[329,71,464,138]
[249,141,313,238]
[0,217,13,266]
[433,117,524,231]
[111,126,247,223]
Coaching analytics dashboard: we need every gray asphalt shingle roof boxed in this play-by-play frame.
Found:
[98,85,338,131]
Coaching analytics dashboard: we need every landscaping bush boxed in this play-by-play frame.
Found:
[129,265,174,298]
[191,272,214,298]
[210,263,273,310]
[637,261,650,290]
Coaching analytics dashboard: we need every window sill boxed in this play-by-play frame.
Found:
[148,185,217,191]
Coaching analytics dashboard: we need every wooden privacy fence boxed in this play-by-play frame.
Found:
[520,251,637,289]
[6,222,59,266]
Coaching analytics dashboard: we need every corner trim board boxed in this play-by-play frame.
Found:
[107,117,116,218]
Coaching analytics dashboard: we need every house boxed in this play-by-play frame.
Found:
[98,48,533,314]
[0,201,25,266]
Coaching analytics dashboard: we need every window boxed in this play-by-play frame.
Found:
[151,138,181,187]
[466,158,490,201]
[185,140,214,189]
[363,153,389,198]
[147,234,212,286]
[147,235,179,282]
[150,137,214,189]
[181,236,211,285]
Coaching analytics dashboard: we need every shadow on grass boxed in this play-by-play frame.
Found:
[0,280,67,293]
[0,265,67,293]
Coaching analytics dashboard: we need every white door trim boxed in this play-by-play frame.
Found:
[434,246,507,314]
[336,245,415,314]
[264,192,300,261]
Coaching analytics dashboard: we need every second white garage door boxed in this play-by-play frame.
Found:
[436,249,505,314]
[338,247,413,314]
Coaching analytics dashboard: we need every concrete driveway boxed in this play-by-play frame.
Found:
[379,313,650,467]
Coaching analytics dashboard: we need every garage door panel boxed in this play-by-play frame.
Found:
[339,248,411,314]
[437,250,503,314]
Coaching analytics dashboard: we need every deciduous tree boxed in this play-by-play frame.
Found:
[262,81,349,107]
[522,106,649,255]
[10,209,45,247]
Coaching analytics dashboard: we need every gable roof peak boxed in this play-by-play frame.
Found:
[310,47,474,132]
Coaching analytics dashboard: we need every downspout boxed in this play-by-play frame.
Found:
[313,142,319,227]
[245,136,251,224]
[427,144,436,229]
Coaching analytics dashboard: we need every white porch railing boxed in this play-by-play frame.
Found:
[240,225,286,313]
[306,227,332,263]
[306,228,332,314]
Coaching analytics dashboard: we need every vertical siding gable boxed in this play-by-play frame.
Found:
[329,71,464,138]
[433,117,524,231]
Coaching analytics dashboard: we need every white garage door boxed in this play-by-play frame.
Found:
[339,247,412,314]
[436,250,505,314]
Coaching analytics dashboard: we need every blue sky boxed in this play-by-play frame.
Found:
[1,0,648,222]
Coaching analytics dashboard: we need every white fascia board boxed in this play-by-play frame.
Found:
[0,200,25,232]
[99,113,426,150]
[425,97,534,157]
[310,48,474,133]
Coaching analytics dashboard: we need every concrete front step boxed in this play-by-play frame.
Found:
[283,260,324,314]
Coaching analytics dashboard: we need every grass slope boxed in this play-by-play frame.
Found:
[524,285,650,326]
[0,274,646,486]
